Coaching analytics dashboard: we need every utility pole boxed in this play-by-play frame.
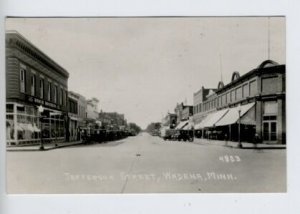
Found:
[219,53,223,82]
[268,17,271,60]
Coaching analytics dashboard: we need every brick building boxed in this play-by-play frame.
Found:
[161,113,177,129]
[6,31,69,146]
[193,60,285,144]
[174,102,193,130]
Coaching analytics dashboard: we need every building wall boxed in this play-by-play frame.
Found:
[193,88,214,125]
[6,46,68,112]
[161,113,177,129]
[192,61,285,144]
[6,31,69,146]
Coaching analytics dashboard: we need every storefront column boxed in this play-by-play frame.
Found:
[277,99,284,144]
[255,100,263,140]
[13,103,18,143]
[229,124,232,141]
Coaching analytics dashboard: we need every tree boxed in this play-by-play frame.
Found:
[128,122,142,135]
[146,122,161,136]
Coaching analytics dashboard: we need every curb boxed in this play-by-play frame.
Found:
[6,141,85,152]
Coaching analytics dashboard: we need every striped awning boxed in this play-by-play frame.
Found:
[175,121,189,130]
[215,103,255,126]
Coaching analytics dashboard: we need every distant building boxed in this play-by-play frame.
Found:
[67,91,87,141]
[161,113,177,129]
[98,111,127,130]
[174,102,193,130]
[6,31,69,146]
[193,87,217,126]
[86,98,99,121]
[193,60,285,144]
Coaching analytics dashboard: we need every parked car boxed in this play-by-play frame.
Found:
[174,130,194,142]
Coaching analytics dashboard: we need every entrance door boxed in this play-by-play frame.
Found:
[263,121,277,143]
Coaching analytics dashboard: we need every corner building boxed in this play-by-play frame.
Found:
[6,31,69,146]
[193,60,285,144]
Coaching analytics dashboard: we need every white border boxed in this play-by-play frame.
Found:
[1,1,300,214]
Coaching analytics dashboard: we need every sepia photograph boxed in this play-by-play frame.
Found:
[5,17,286,194]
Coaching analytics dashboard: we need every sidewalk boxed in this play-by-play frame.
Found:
[193,138,286,149]
[6,140,85,152]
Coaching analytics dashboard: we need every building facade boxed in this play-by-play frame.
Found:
[161,113,177,129]
[86,98,99,121]
[193,60,285,144]
[98,111,127,130]
[68,92,79,141]
[6,31,69,146]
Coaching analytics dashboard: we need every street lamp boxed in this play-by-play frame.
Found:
[238,105,242,148]
[38,105,45,150]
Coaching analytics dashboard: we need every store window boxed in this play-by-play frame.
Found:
[20,65,26,93]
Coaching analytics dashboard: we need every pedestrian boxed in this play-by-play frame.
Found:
[224,133,228,146]
[253,133,260,149]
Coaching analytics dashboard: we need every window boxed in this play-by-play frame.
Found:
[48,82,51,101]
[54,85,57,103]
[249,80,257,96]
[243,84,249,98]
[40,79,44,99]
[230,90,235,102]
[227,92,231,104]
[65,91,68,107]
[60,88,63,105]
[20,66,26,93]
[262,77,278,94]
[236,87,242,100]
[31,74,36,96]
[222,94,226,105]
[264,101,278,115]
[61,89,64,106]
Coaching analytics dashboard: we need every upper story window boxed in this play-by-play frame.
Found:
[54,85,57,103]
[249,80,257,96]
[40,78,44,99]
[47,82,52,101]
[20,64,26,93]
[236,87,243,100]
[60,88,63,105]
[31,74,36,96]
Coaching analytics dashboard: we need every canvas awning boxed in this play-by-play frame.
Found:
[175,121,188,130]
[215,103,255,126]
[69,116,79,121]
[196,109,229,129]
[183,122,193,130]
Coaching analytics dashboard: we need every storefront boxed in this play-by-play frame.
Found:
[6,102,66,146]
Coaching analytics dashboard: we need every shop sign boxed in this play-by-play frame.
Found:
[25,94,61,110]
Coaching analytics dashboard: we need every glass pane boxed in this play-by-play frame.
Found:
[271,133,277,141]
[271,122,277,132]
[6,104,14,113]
[263,123,269,141]
[6,115,14,140]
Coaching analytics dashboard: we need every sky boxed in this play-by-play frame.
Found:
[6,17,285,129]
